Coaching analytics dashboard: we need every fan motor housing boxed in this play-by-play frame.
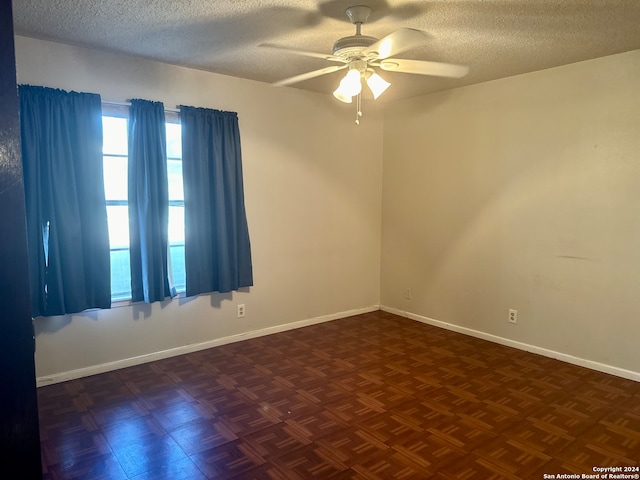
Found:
[333,35,378,59]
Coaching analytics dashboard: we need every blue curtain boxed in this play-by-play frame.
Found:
[180,106,253,297]
[128,99,175,303]
[19,85,111,317]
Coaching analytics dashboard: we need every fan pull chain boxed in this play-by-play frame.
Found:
[355,92,363,125]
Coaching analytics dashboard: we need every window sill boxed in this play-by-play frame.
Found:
[110,291,186,309]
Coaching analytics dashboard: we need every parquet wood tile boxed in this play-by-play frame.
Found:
[215,404,282,437]
[473,436,552,478]
[293,383,352,406]
[433,453,523,480]
[169,419,239,455]
[39,411,101,443]
[242,420,313,456]
[391,402,456,432]
[425,417,498,452]
[41,431,112,468]
[350,449,434,479]
[499,415,577,454]
[391,433,467,474]
[195,387,257,416]
[315,426,390,467]
[148,397,214,432]
[549,396,612,425]
[190,439,269,478]
[43,452,129,480]
[273,444,352,479]
[525,404,599,438]
[271,369,329,391]
[256,395,317,420]
[38,311,640,479]
[324,396,386,425]
[110,433,188,478]
[282,409,349,442]
[455,402,521,434]
[100,416,167,450]
[128,456,208,480]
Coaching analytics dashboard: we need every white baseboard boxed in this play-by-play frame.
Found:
[382,305,640,383]
[36,305,380,387]
[39,304,639,387]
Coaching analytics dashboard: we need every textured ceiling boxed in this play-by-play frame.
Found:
[12,0,640,102]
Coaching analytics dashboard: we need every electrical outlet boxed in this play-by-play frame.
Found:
[237,304,245,318]
[508,308,518,324]
[405,288,413,300]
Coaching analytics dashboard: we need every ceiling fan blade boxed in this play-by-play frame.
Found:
[379,59,469,78]
[273,65,347,87]
[361,28,429,60]
[259,43,345,63]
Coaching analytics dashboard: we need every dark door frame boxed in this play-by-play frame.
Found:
[0,0,43,476]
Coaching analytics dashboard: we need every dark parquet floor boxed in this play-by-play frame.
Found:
[38,311,640,479]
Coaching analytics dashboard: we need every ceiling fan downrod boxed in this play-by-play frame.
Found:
[333,6,378,59]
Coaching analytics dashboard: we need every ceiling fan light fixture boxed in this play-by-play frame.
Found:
[366,72,391,99]
[333,88,353,103]
[338,68,363,97]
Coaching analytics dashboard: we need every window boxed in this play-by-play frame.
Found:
[166,120,186,293]
[103,115,130,300]
[102,111,185,301]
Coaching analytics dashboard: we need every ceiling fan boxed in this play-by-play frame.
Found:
[261,5,469,123]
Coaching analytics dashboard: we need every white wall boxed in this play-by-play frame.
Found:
[382,50,640,376]
[14,36,383,382]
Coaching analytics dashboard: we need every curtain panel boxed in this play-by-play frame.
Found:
[19,85,111,317]
[128,99,175,303]
[180,106,253,297]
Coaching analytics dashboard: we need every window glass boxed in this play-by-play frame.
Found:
[103,156,128,201]
[170,245,186,292]
[110,250,132,301]
[166,122,182,159]
[168,205,185,244]
[106,205,130,249]
[167,159,184,200]
[103,116,128,156]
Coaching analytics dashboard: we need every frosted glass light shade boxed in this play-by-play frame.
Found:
[366,72,391,99]
[340,69,363,97]
[333,88,353,103]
